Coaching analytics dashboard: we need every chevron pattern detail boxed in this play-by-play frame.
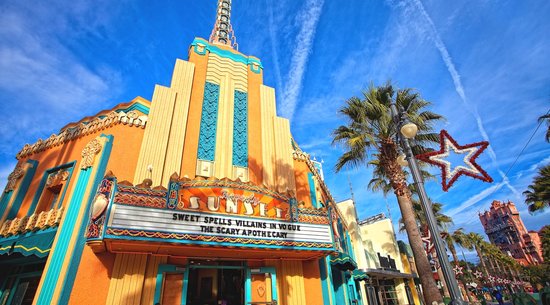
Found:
[197,82,220,161]
[232,90,248,167]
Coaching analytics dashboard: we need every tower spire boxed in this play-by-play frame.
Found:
[209,0,238,50]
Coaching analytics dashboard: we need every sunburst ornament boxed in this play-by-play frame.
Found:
[474,270,483,278]
[416,130,493,191]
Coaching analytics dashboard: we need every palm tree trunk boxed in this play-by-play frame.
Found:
[475,246,490,278]
[450,244,459,264]
[397,193,443,304]
[381,141,443,305]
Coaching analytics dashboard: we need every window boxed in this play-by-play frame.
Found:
[29,162,75,215]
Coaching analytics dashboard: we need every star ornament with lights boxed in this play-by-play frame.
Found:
[416,130,493,191]
[453,265,463,276]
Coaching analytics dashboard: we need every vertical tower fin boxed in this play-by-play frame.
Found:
[209,0,238,50]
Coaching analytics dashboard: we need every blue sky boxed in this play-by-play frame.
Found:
[1,1,549,259]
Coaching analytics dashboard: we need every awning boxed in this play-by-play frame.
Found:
[365,268,415,279]
[330,252,357,271]
[0,228,57,258]
[352,269,369,281]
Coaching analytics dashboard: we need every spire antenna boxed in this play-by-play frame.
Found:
[209,0,238,50]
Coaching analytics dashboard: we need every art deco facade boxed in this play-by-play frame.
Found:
[479,200,544,266]
[0,2,367,305]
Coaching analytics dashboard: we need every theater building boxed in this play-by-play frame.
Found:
[0,1,366,305]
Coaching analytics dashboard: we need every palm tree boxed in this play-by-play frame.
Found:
[523,164,550,213]
[463,233,490,277]
[398,200,453,233]
[332,83,444,304]
[539,113,549,142]
[446,228,466,264]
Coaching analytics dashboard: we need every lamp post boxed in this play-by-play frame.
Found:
[390,101,468,305]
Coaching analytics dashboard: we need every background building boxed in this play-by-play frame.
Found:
[479,200,544,266]
[336,200,422,305]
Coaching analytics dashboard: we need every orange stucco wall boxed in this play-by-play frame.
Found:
[68,247,116,305]
[303,260,324,305]
[14,122,145,217]
[180,46,209,178]
[294,159,313,208]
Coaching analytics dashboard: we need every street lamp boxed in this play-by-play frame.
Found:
[390,101,468,305]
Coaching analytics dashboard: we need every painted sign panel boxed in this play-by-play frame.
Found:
[175,186,290,220]
[108,204,331,245]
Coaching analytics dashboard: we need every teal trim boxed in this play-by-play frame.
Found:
[331,267,346,305]
[120,102,150,115]
[232,90,248,167]
[182,263,190,305]
[245,267,252,304]
[153,264,179,304]
[197,82,220,161]
[58,135,113,305]
[0,227,57,258]
[6,160,38,219]
[97,103,150,119]
[27,161,76,216]
[194,263,245,269]
[326,256,337,305]
[318,258,331,305]
[0,189,14,219]
[35,166,92,304]
[307,173,318,208]
[191,38,263,69]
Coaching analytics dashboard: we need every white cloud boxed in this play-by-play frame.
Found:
[447,182,504,219]
[279,0,324,120]
[408,0,520,198]
[0,1,122,157]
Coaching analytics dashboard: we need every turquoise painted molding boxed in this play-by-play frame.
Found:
[318,258,332,305]
[232,90,248,167]
[307,172,318,208]
[35,135,113,305]
[197,82,220,161]
[182,264,190,305]
[191,38,263,70]
[97,103,150,120]
[58,134,113,305]
[6,160,38,220]
[244,267,252,304]
[0,189,14,219]
[35,165,92,304]
[26,161,76,217]
[121,102,150,115]
[325,256,337,305]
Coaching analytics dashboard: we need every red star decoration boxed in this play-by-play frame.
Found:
[416,130,493,192]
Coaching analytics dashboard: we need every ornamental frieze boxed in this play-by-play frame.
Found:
[16,110,147,159]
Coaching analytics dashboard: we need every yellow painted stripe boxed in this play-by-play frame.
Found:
[260,85,276,189]
[163,60,195,186]
[106,253,124,305]
[214,73,235,179]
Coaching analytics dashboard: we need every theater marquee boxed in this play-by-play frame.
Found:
[88,177,335,252]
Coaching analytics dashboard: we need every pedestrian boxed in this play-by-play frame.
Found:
[493,289,504,305]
